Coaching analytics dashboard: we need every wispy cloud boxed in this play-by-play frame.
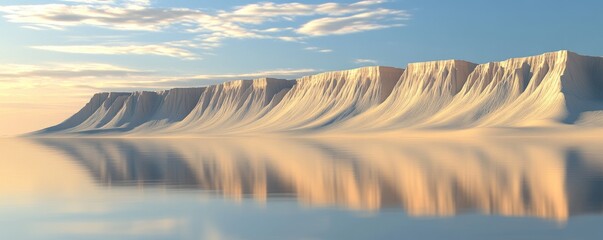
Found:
[354,58,378,64]
[0,1,411,54]
[114,69,320,92]
[61,0,150,7]
[2,5,203,31]
[31,44,200,60]
[298,9,409,36]
[0,62,316,92]
[187,68,317,80]
[305,46,333,53]
[62,0,115,4]
[0,63,150,79]
[0,62,155,99]
[224,1,386,19]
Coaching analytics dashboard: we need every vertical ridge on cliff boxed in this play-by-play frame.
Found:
[244,66,405,132]
[337,60,477,130]
[36,50,603,136]
[168,78,296,133]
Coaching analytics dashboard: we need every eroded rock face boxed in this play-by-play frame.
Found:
[36,50,603,135]
[37,78,296,134]
[172,78,296,133]
[423,50,585,127]
[245,66,405,131]
[339,60,477,130]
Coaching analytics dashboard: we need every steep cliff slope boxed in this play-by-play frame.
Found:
[243,66,404,132]
[37,78,294,134]
[423,51,598,128]
[337,50,603,131]
[35,50,603,136]
[338,60,477,130]
[166,78,296,133]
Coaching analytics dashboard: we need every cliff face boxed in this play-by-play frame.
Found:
[427,50,575,127]
[37,50,603,135]
[244,66,405,132]
[432,51,603,127]
[39,92,131,133]
[170,78,296,132]
[342,51,603,130]
[339,60,477,130]
[38,89,205,134]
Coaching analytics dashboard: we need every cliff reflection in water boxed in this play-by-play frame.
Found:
[35,138,603,220]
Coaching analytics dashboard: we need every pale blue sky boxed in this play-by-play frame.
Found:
[0,0,602,135]
[1,0,601,83]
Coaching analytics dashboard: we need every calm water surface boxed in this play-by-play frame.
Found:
[1,137,602,239]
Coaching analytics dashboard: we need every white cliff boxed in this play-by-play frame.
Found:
[168,78,295,133]
[35,50,603,136]
[244,66,404,132]
[337,60,477,130]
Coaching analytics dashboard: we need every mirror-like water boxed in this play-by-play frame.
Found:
[1,137,602,239]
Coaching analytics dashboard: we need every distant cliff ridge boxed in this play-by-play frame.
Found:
[35,50,603,135]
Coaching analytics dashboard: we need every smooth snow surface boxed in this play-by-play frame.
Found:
[35,51,603,136]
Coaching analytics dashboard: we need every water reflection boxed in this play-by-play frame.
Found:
[34,138,603,220]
